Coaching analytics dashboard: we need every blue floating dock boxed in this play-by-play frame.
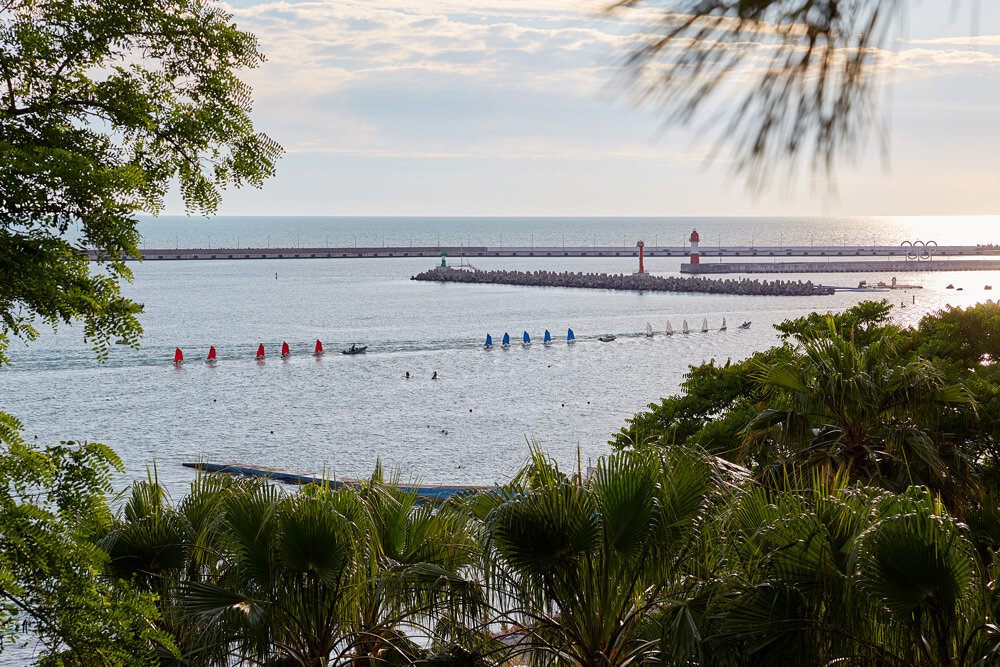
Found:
[182,462,489,502]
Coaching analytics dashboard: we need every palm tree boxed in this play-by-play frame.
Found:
[100,473,236,665]
[743,321,977,509]
[475,445,724,665]
[170,470,483,666]
[349,467,483,665]
[718,473,992,666]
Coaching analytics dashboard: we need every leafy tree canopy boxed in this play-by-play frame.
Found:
[0,0,281,365]
[0,414,173,664]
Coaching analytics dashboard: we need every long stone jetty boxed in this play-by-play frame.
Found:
[412,266,833,296]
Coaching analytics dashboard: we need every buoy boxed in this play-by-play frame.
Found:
[173,348,184,365]
[314,339,324,356]
[256,344,265,361]
[206,346,217,363]
[405,371,410,378]
[281,341,291,359]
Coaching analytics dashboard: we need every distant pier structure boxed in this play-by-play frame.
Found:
[86,239,1000,265]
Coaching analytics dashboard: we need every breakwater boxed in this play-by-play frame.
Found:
[412,266,833,296]
[681,259,1000,274]
[85,244,1000,261]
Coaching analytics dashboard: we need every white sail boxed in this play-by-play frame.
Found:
[646,322,653,337]
[702,318,709,332]
[682,320,689,334]
[721,317,727,331]
[666,321,673,335]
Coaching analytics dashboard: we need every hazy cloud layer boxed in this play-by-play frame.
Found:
[198,1,1000,216]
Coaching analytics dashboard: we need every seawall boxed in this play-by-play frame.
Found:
[681,259,1000,274]
[84,244,1000,261]
[412,267,833,296]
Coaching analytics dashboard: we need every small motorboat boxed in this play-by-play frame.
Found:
[484,334,493,350]
[206,346,217,364]
[502,333,510,349]
[645,323,654,338]
[314,340,324,356]
[522,331,531,347]
[567,328,575,344]
[281,341,291,359]
[543,330,552,346]
[255,343,265,361]
[114,339,128,345]
[720,317,727,331]
[342,344,367,355]
[598,334,616,342]
[739,321,751,329]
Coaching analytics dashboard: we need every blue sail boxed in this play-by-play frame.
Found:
[544,329,551,342]
[502,332,510,346]
[523,331,530,344]
[485,334,492,347]
[567,328,575,341]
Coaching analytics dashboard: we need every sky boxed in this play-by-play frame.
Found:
[183,0,1000,217]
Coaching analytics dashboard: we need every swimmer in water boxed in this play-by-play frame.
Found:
[432,371,438,379]
[405,371,410,378]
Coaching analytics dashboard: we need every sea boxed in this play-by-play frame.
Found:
[3,216,999,498]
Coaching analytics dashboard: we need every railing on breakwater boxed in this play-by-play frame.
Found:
[84,244,1000,261]
[411,266,833,297]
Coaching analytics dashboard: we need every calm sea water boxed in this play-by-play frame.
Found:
[3,216,999,498]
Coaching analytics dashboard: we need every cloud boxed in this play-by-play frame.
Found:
[228,0,630,100]
[906,35,1000,47]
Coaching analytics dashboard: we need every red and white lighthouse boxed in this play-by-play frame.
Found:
[636,240,645,274]
[689,229,700,265]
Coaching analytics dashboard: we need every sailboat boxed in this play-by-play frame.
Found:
[173,348,184,365]
[502,333,510,349]
[206,346,217,364]
[665,321,673,336]
[702,318,709,333]
[682,320,690,334]
[281,341,291,359]
[567,328,575,344]
[484,334,493,350]
[720,318,727,331]
[314,340,324,356]
[645,322,654,338]
[522,331,531,347]
[543,330,552,345]
[256,344,265,361]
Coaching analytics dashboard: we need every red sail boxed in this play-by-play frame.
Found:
[207,346,216,361]
[281,341,290,357]
[173,347,183,363]
[256,344,265,360]
[315,339,323,354]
